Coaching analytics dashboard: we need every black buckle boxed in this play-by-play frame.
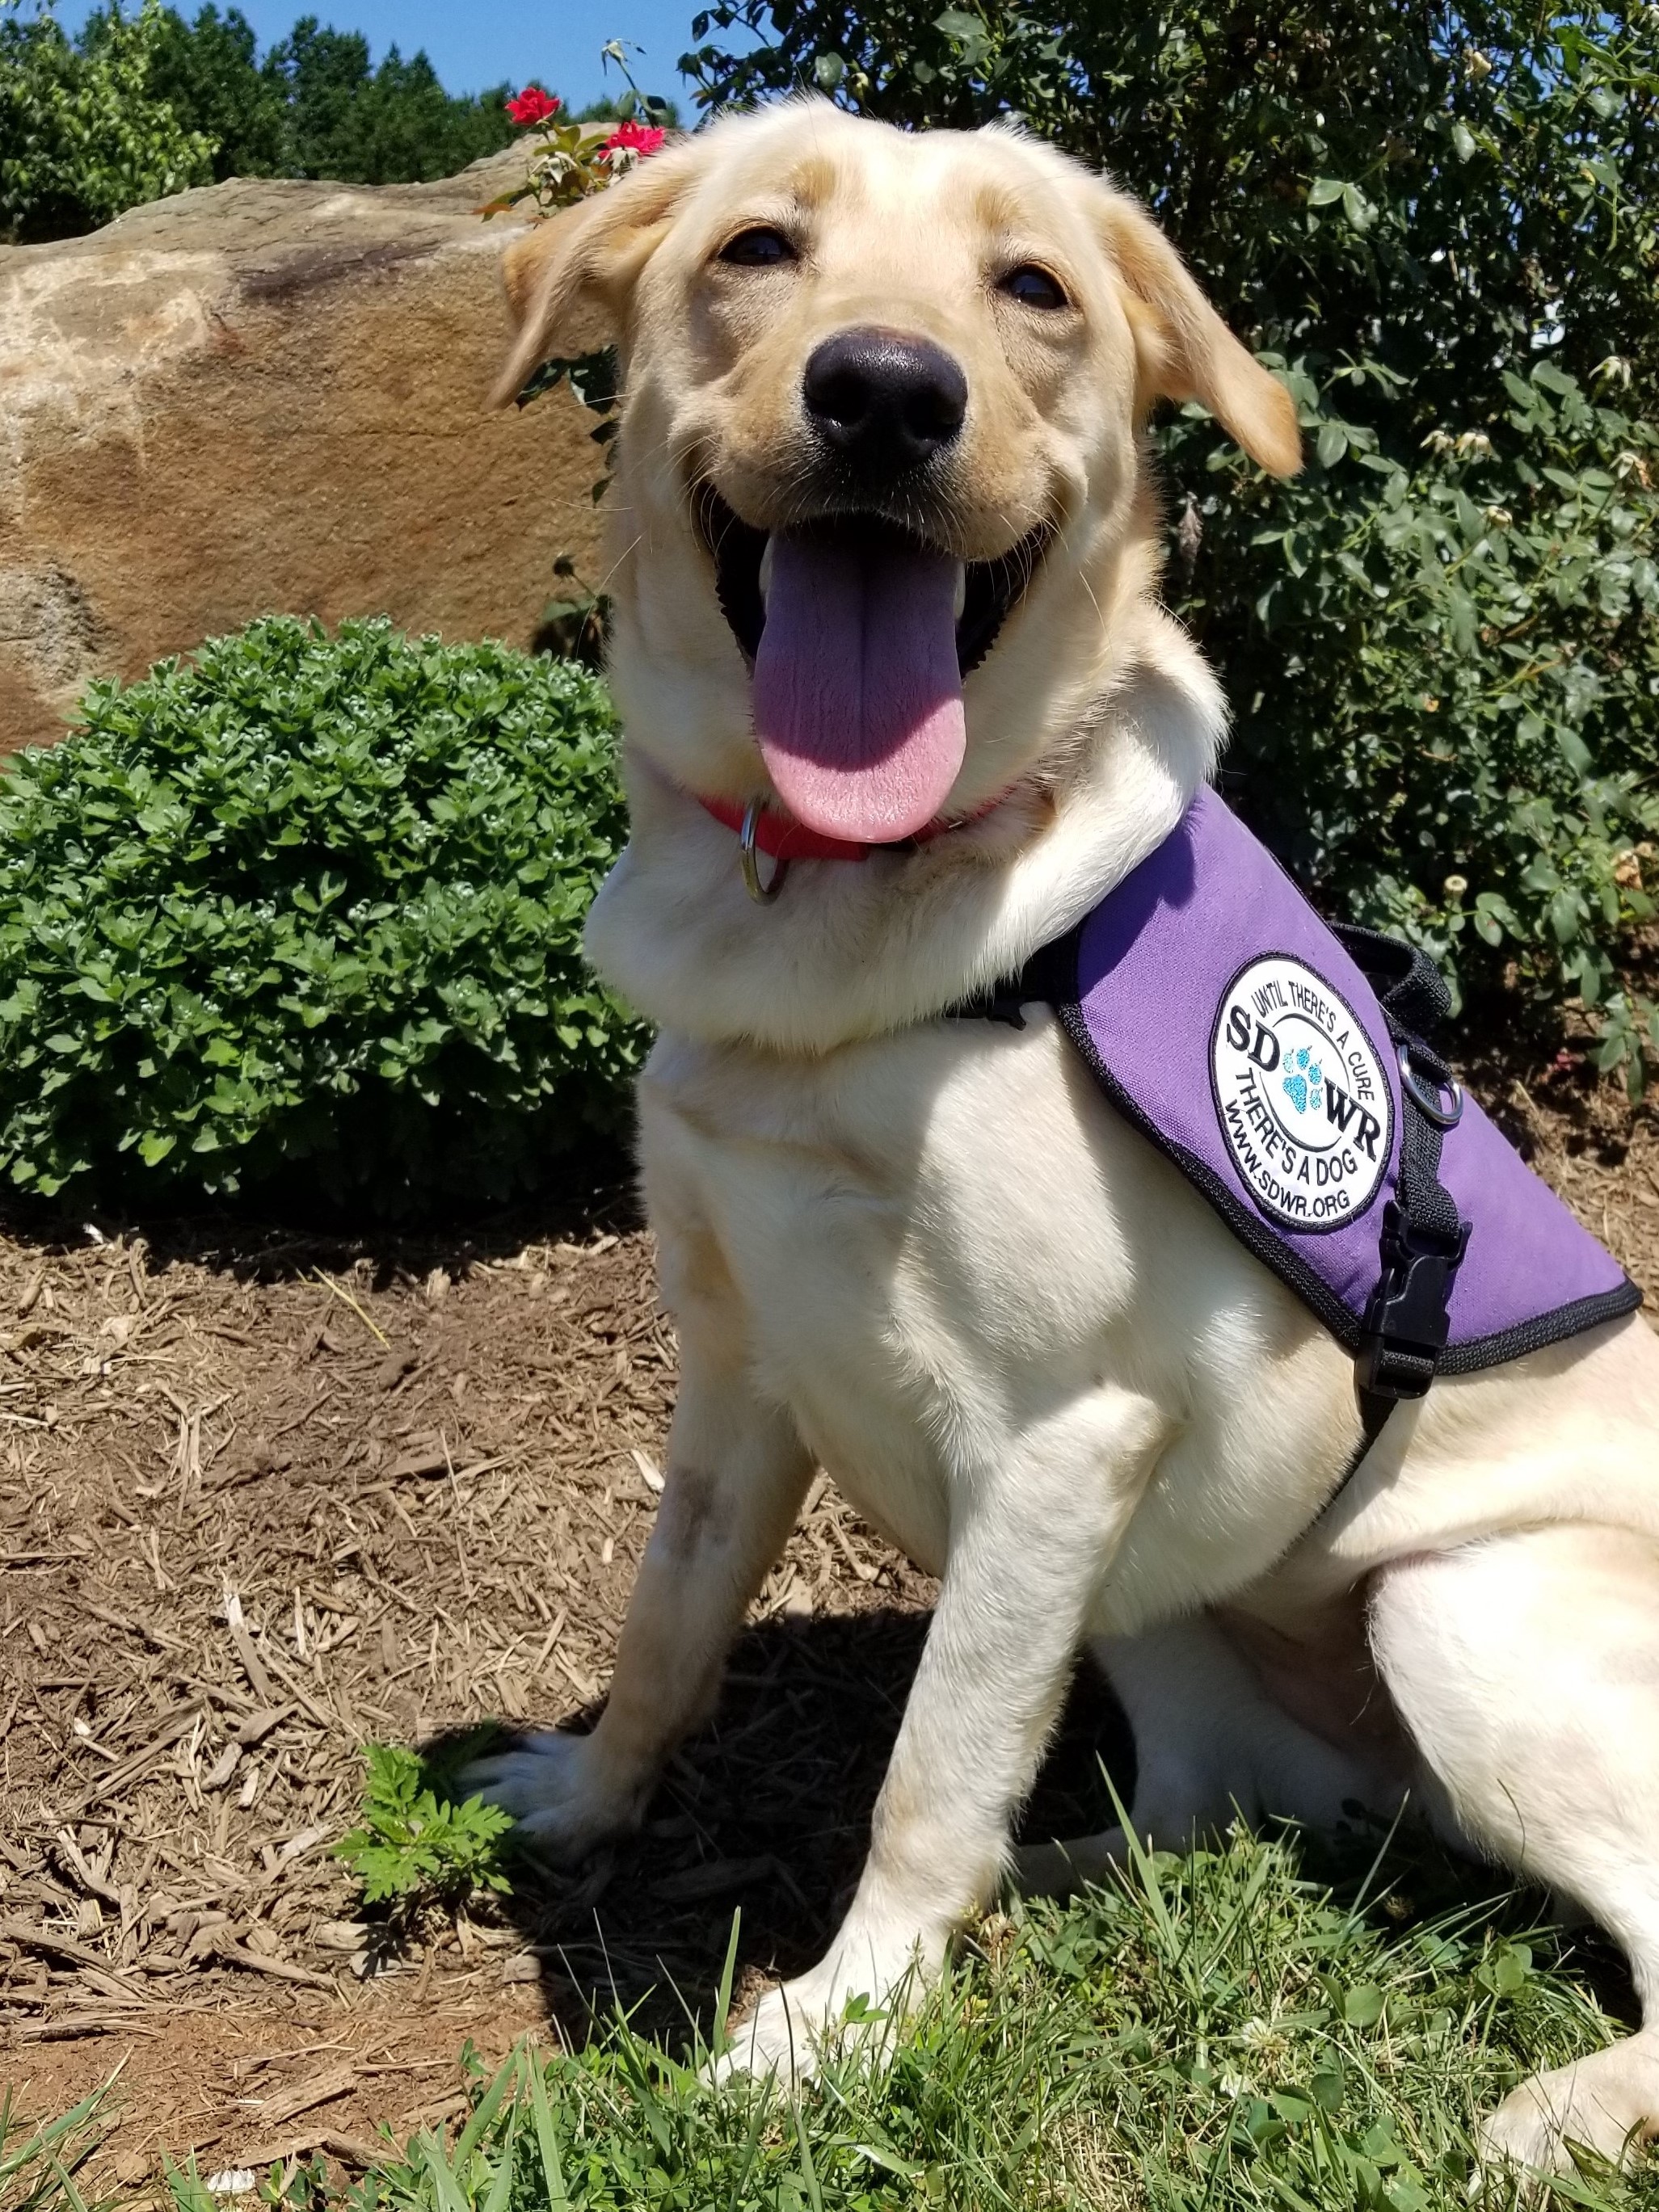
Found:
[1356,1201,1470,1401]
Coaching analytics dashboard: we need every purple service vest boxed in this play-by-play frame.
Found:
[1025,788,1639,1374]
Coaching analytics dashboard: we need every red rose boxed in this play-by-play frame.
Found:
[599,118,667,159]
[506,86,561,128]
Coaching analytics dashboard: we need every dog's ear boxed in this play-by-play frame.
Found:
[493,140,706,408]
[1093,191,1301,477]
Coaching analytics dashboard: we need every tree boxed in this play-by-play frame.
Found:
[2,1,524,241]
[0,0,213,242]
[258,15,516,184]
[681,2,1659,1081]
[145,3,284,179]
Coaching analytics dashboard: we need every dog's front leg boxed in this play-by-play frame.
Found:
[465,1327,814,1861]
[723,1386,1165,2080]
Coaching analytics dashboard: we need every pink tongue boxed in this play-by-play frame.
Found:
[753,533,965,843]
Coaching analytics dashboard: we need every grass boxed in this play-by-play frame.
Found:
[1,2085,116,2212]
[124,1823,1659,2212]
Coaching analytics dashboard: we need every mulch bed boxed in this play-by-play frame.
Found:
[1,1031,1654,2193]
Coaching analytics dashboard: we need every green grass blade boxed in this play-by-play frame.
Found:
[709,1907,742,2067]
[790,2100,825,2212]
[44,2155,91,2212]
[479,2102,520,2212]
[415,2130,474,2212]
[451,2053,516,2168]
[162,2156,216,2212]
[524,2049,571,2212]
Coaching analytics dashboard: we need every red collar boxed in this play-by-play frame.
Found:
[697,794,874,863]
[697,793,999,863]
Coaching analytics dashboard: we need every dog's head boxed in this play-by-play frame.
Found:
[499,103,1298,846]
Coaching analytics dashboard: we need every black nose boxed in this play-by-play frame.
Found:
[802,328,967,476]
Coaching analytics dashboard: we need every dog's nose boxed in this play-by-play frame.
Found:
[802,329,967,475]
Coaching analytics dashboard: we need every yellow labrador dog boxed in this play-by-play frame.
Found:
[469,102,1659,2170]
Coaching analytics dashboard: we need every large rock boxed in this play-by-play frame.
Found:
[0,151,605,751]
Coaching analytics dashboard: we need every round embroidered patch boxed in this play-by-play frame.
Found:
[1210,955,1393,1230]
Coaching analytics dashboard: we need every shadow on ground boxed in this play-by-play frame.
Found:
[425,1606,1647,2059]
[0,1138,644,1286]
[422,1611,1136,2053]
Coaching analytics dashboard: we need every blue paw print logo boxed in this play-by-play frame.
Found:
[1282,1047,1324,1117]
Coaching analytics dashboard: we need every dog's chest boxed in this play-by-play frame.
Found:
[640,1010,1352,1617]
[641,1015,1132,1554]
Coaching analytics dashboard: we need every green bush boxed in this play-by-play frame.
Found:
[682,0,1659,1086]
[0,617,645,1214]
[0,0,213,243]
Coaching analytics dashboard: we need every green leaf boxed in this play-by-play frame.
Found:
[1479,1942,1533,1997]
[1340,181,1372,229]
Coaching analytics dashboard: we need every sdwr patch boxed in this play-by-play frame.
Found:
[1210,955,1392,1231]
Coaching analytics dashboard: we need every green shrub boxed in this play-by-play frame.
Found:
[683,0,1659,1084]
[0,617,645,1214]
[0,0,213,244]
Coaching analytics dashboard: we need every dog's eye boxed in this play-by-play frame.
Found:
[999,263,1069,311]
[718,227,797,268]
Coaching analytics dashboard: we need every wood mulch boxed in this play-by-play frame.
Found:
[1,1030,1654,2197]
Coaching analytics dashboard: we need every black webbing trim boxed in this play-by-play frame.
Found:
[1437,1278,1644,1373]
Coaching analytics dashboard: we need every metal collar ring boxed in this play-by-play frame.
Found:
[1398,1042,1463,1129]
[739,798,789,904]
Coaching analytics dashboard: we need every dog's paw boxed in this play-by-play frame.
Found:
[1478,2040,1659,2176]
[459,1730,642,1864]
[712,1928,938,2087]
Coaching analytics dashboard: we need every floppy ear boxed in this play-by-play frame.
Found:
[493,140,706,408]
[1094,191,1301,477]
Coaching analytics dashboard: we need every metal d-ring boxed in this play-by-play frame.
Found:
[739,798,788,904]
[1397,1042,1463,1129]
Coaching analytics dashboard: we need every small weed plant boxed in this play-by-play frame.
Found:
[336,1742,512,1915]
[0,617,646,1215]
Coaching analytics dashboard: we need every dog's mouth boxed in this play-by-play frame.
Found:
[693,485,1051,844]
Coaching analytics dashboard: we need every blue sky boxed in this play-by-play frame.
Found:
[58,0,732,110]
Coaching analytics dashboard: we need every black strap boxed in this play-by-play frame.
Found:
[942,926,1081,1028]
[1326,923,1471,1502]
[1331,923,1469,1417]
[1329,921,1450,1039]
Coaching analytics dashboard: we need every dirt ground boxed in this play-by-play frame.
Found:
[2,1038,1656,2195]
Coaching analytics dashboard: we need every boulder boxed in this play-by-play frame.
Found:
[0,150,606,751]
